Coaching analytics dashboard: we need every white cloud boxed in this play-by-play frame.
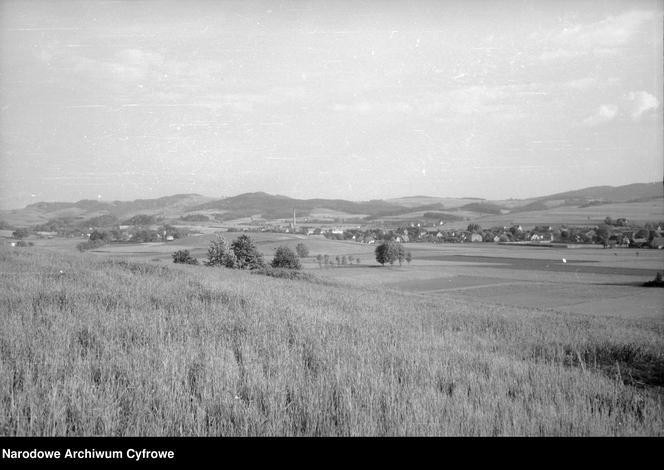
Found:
[539,10,657,61]
[582,104,618,126]
[627,91,660,119]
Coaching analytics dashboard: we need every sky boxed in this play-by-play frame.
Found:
[0,0,662,209]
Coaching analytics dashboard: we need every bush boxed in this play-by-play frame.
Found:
[231,234,265,270]
[643,272,664,288]
[252,266,313,281]
[90,230,111,242]
[271,246,302,270]
[172,250,198,265]
[77,239,107,252]
[12,228,29,240]
[206,235,237,268]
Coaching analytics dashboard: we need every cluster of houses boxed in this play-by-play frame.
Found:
[317,223,664,249]
[4,210,664,250]
[230,219,664,249]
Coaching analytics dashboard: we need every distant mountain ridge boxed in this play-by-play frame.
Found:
[533,182,663,203]
[2,182,661,227]
[191,192,403,220]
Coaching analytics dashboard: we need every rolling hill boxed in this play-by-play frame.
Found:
[534,182,663,203]
[1,182,661,228]
[190,192,404,220]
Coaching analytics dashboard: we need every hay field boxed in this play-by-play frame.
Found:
[1,245,663,436]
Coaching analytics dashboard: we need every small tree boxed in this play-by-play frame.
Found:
[335,255,340,266]
[347,255,354,264]
[172,249,198,265]
[406,251,412,264]
[324,254,330,267]
[231,234,265,270]
[295,242,309,258]
[396,243,405,266]
[596,224,612,246]
[467,223,481,233]
[271,246,302,270]
[341,255,347,265]
[375,241,401,266]
[206,235,237,267]
[315,254,323,268]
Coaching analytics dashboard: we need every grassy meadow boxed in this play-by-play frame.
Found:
[1,245,663,436]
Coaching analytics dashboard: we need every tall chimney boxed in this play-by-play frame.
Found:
[293,208,296,231]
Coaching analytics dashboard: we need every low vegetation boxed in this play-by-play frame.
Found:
[643,272,664,288]
[271,246,302,270]
[1,246,662,436]
[172,250,199,265]
[76,239,107,252]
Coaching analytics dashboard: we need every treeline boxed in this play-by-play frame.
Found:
[173,235,310,279]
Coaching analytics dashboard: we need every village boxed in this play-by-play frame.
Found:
[2,210,664,251]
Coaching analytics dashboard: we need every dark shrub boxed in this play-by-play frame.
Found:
[643,272,664,287]
[271,246,302,270]
[231,234,265,270]
[252,267,313,281]
[172,250,199,265]
[77,239,107,252]
[206,235,236,267]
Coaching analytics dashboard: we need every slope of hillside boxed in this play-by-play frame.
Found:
[0,194,213,226]
[535,182,663,203]
[385,196,484,209]
[190,192,404,220]
[1,246,662,436]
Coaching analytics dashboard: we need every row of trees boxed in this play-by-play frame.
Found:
[175,236,414,270]
[174,234,304,271]
[314,254,360,268]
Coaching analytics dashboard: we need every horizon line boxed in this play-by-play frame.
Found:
[2,180,662,211]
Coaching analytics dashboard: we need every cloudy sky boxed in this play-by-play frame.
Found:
[0,0,661,208]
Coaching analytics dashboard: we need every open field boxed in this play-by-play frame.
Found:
[28,233,664,324]
[28,234,664,323]
[313,243,664,322]
[1,239,663,436]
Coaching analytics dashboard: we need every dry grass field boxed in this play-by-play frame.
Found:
[1,242,663,436]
